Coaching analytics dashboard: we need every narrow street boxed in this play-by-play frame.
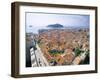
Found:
[31,41,49,67]
[35,44,49,66]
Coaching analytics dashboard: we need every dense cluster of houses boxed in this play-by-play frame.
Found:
[26,28,89,67]
[38,29,89,66]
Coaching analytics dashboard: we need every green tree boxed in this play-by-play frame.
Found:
[75,48,81,56]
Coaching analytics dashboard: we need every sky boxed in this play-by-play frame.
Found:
[26,12,90,33]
